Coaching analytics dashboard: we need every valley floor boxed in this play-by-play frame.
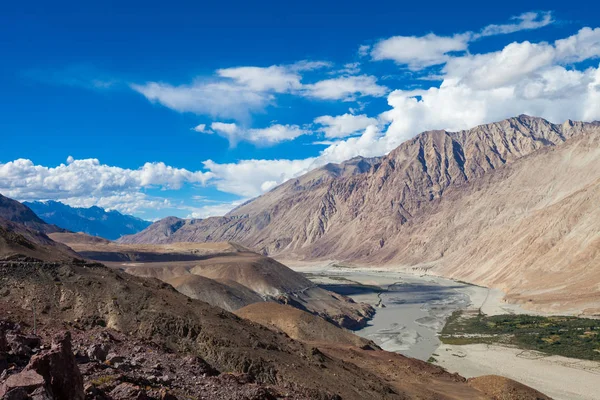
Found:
[434,343,600,400]
[291,263,600,400]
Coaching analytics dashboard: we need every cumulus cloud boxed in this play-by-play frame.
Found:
[371,33,471,70]
[203,158,317,197]
[302,75,388,101]
[371,11,555,70]
[554,27,600,63]
[207,122,309,145]
[0,157,212,213]
[314,113,379,138]
[378,28,600,144]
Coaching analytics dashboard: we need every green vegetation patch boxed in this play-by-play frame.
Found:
[440,311,600,361]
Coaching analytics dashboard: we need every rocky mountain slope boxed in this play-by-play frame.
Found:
[0,194,63,234]
[0,217,546,399]
[25,200,151,240]
[167,274,265,312]
[0,218,80,262]
[120,116,600,314]
[51,231,374,328]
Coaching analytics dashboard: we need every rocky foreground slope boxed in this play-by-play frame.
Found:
[50,232,374,329]
[120,115,600,314]
[0,217,548,399]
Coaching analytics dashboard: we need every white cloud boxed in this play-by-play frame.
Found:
[0,157,212,213]
[246,124,308,144]
[335,62,361,75]
[210,122,239,142]
[443,28,600,91]
[289,60,333,71]
[477,11,554,38]
[358,45,370,57]
[444,41,556,90]
[314,113,379,138]
[192,123,209,133]
[302,75,388,101]
[203,158,317,197]
[371,33,471,70]
[371,11,555,70]
[208,122,309,145]
[216,65,302,92]
[133,61,392,120]
[555,27,600,63]
[131,80,272,120]
[377,29,600,145]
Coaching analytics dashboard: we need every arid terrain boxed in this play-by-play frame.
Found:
[50,231,374,329]
[120,116,600,315]
[0,196,551,399]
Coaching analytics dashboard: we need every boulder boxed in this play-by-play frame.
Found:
[86,344,109,362]
[25,332,84,400]
[109,383,149,400]
[0,369,45,398]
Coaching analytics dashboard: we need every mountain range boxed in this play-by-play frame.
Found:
[24,200,151,240]
[120,115,600,315]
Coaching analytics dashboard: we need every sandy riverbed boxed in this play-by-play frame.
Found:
[292,264,600,399]
[435,343,600,400]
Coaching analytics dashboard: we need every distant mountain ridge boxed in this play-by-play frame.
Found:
[25,200,151,240]
[120,115,600,314]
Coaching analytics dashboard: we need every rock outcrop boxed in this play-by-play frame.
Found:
[0,328,83,400]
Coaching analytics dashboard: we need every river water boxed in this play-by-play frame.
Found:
[304,269,473,361]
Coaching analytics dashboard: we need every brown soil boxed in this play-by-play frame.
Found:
[236,302,374,348]
[468,375,552,400]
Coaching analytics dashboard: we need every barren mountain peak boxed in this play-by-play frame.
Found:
[119,115,600,314]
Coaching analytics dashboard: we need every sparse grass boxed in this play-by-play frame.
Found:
[440,311,600,361]
[90,375,116,386]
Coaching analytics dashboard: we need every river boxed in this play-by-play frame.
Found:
[303,268,478,361]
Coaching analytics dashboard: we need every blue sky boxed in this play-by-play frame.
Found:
[1,1,599,220]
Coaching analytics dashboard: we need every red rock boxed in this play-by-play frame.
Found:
[0,369,45,397]
[25,332,84,400]
[109,383,149,400]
